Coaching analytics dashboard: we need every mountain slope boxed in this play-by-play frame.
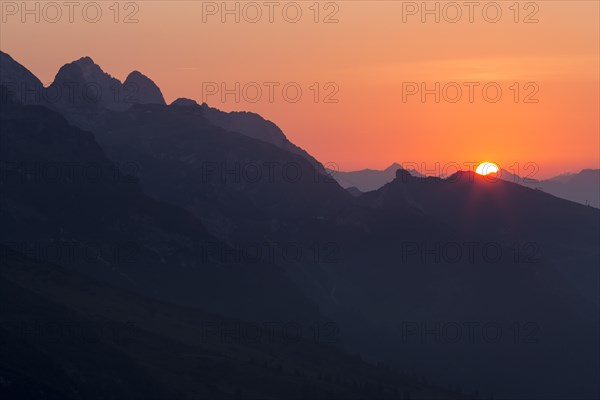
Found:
[79,101,350,241]
[2,52,599,399]
[531,169,599,208]
[0,93,317,323]
[0,51,44,105]
[494,168,599,208]
[0,50,325,171]
[0,245,457,400]
[316,170,600,399]
[360,169,600,303]
[198,101,324,170]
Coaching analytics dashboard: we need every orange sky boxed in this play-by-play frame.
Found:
[1,1,598,178]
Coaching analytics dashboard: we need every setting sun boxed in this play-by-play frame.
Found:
[0,1,598,397]
[476,162,500,176]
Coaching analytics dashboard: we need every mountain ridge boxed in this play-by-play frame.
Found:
[0,50,323,171]
[2,51,599,399]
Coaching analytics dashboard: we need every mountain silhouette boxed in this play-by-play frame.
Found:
[0,84,460,400]
[0,51,44,105]
[1,52,599,399]
[328,159,600,208]
[329,163,423,192]
[360,169,600,303]
[84,101,349,240]
[123,70,166,106]
[0,51,323,172]
[490,168,599,208]
[0,91,319,323]
[51,56,128,111]
[0,51,166,115]
[523,169,598,208]
[198,101,324,170]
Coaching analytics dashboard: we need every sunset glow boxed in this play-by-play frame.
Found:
[476,162,500,176]
[1,1,598,177]
[1,2,598,399]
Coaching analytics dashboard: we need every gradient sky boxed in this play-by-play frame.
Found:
[1,0,598,178]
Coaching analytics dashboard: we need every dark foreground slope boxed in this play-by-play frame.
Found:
[0,245,457,400]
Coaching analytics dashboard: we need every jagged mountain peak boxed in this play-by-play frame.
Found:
[74,55,96,67]
[124,70,166,106]
[49,56,167,110]
[67,56,118,82]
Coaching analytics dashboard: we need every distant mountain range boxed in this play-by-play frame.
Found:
[500,168,599,208]
[328,163,423,192]
[331,161,599,208]
[1,50,598,399]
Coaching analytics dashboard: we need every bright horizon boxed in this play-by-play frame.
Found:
[1,1,598,179]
